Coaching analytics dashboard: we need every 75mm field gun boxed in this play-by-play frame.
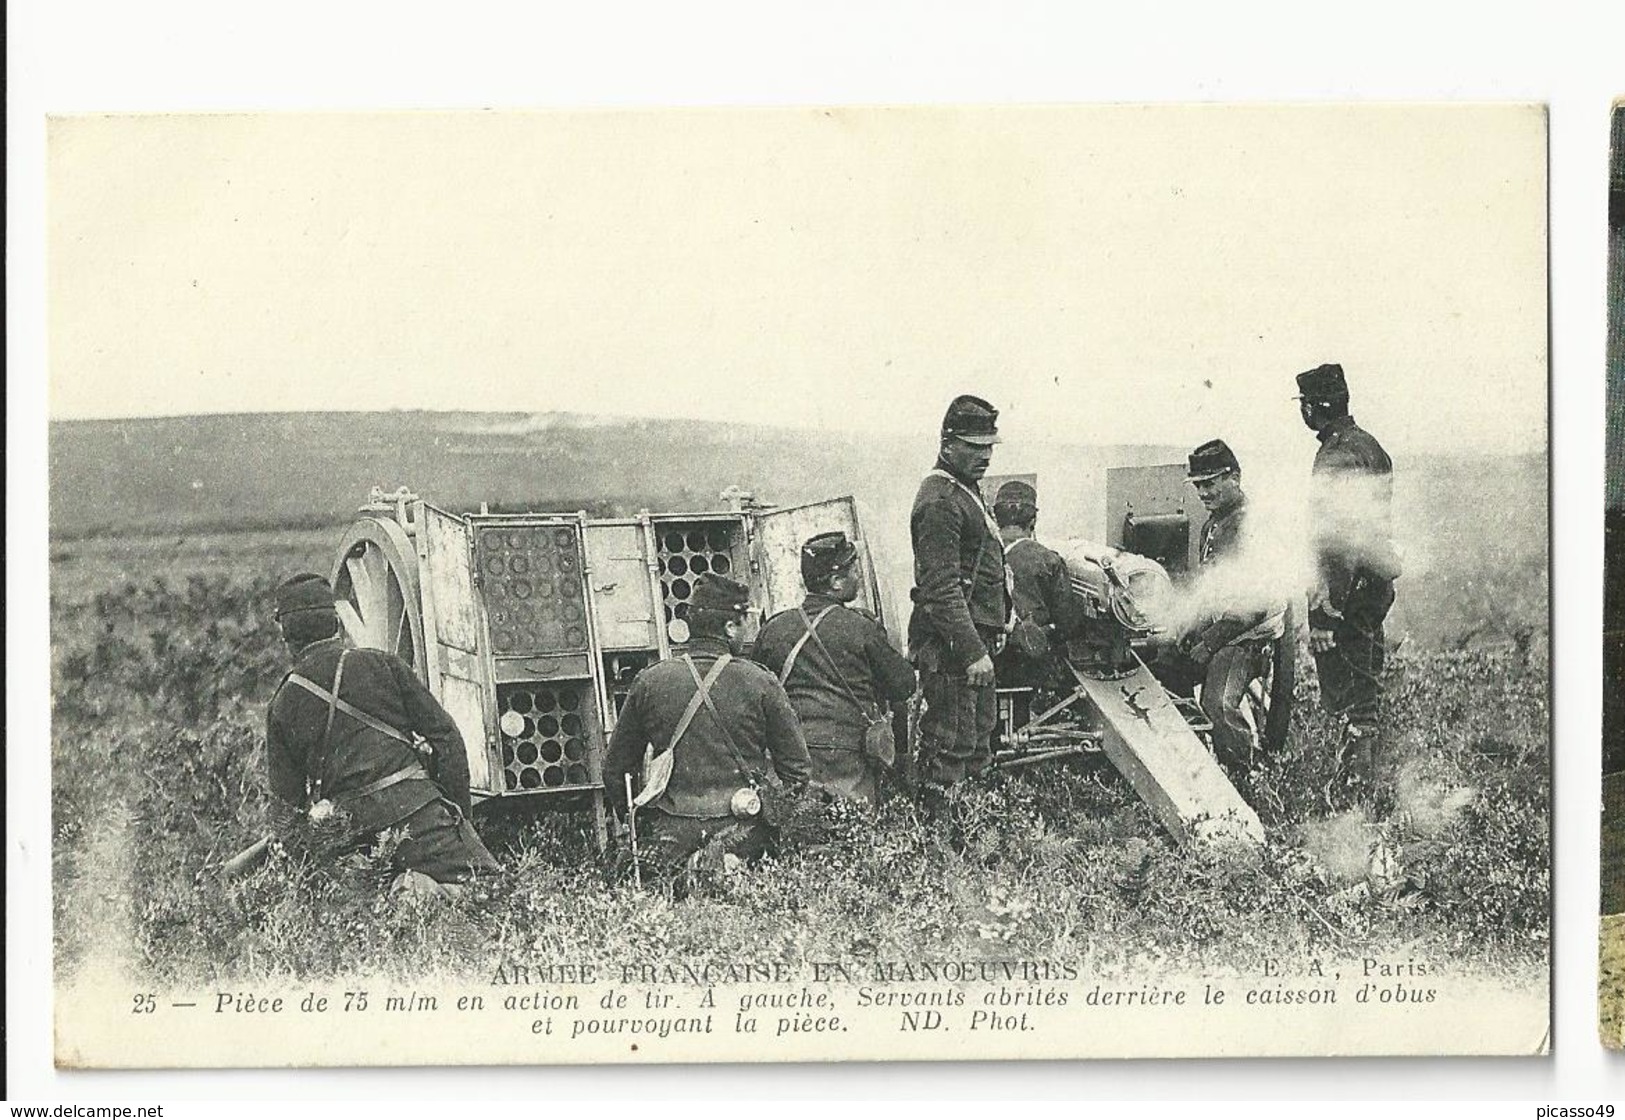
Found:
[328,462,1288,853]
[982,464,1295,847]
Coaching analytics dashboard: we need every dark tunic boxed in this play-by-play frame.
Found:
[906,462,1012,670]
[1308,414,1397,726]
[1310,414,1396,614]
[906,460,1012,785]
[604,636,811,819]
[996,534,1084,689]
[753,594,917,801]
[265,636,496,882]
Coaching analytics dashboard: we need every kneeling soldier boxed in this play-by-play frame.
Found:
[754,531,916,805]
[605,573,810,894]
[1163,440,1284,769]
[264,573,499,898]
[992,480,1085,726]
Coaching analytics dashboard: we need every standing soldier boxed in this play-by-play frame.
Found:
[1296,363,1400,791]
[1166,439,1284,768]
[907,394,1013,808]
[262,573,499,898]
[604,573,810,895]
[991,480,1084,730]
[754,531,917,805]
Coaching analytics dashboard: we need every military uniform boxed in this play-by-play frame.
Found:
[755,592,916,804]
[1189,495,1272,763]
[266,606,499,887]
[907,397,1012,787]
[605,575,810,891]
[1300,366,1398,733]
[1154,440,1283,767]
[992,480,1083,692]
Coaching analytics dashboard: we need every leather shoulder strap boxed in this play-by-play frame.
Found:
[285,672,414,745]
[795,606,874,719]
[778,604,837,686]
[307,649,349,801]
[665,654,727,756]
[683,654,755,780]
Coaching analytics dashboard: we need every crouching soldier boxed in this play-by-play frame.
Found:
[1161,440,1285,769]
[262,573,499,899]
[605,574,811,895]
[754,531,916,805]
[991,480,1085,731]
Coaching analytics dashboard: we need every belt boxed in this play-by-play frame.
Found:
[336,763,432,808]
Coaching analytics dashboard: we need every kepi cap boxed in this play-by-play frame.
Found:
[993,479,1038,509]
[1295,363,1349,401]
[800,531,859,587]
[941,394,1001,445]
[274,572,337,619]
[689,573,751,616]
[1187,438,1241,482]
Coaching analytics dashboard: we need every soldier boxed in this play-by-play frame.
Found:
[1164,439,1283,768]
[1296,362,1400,789]
[907,394,1013,803]
[605,573,811,894]
[991,479,1085,705]
[263,573,499,898]
[753,531,917,805]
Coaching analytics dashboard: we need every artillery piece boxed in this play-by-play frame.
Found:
[330,486,884,843]
[984,464,1297,847]
[330,461,1291,852]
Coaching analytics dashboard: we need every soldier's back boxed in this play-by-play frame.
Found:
[1315,418,1392,478]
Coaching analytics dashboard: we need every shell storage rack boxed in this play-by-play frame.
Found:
[331,487,882,844]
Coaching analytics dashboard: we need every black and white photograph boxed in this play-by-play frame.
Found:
[1600,100,1625,1047]
[40,104,1548,1067]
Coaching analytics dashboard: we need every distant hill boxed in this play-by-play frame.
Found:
[46,410,1179,540]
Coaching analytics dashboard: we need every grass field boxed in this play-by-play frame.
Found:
[47,412,1549,988]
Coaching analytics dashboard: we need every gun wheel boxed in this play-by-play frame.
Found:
[331,515,427,678]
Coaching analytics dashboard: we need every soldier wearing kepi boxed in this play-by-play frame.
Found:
[1296,363,1401,792]
[262,573,499,898]
[753,531,917,805]
[992,479,1085,704]
[907,395,1013,804]
[605,573,811,895]
[1163,439,1284,769]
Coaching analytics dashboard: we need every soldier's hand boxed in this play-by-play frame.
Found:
[965,654,996,687]
[1309,628,1337,653]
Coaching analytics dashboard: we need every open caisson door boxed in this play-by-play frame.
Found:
[747,496,885,631]
[416,503,503,798]
[331,494,504,800]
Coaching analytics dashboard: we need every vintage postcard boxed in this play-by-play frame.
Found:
[47,105,1548,1067]
[1603,100,1625,1048]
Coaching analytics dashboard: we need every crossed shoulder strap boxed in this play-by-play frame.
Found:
[682,654,757,782]
[778,605,838,686]
[297,649,351,801]
[285,669,414,745]
[780,605,877,720]
[666,654,732,756]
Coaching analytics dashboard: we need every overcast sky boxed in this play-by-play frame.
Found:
[48,105,1547,455]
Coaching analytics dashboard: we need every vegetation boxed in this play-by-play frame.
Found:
[53,563,1548,986]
